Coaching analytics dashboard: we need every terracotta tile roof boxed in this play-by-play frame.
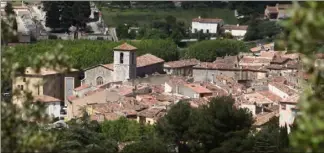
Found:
[271,56,289,64]
[22,67,79,76]
[102,64,114,70]
[74,84,90,91]
[243,92,274,105]
[96,54,164,71]
[281,94,299,104]
[269,82,297,96]
[164,58,200,68]
[194,62,235,70]
[192,18,223,23]
[223,24,248,30]
[137,53,165,68]
[239,56,272,66]
[266,64,284,70]
[114,43,137,51]
[257,91,282,102]
[189,98,209,108]
[253,112,276,126]
[138,108,165,118]
[282,53,300,60]
[270,76,287,83]
[260,51,277,59]
[250,43,275,52]
[167,76,187,85]
[34,95,61,103]
[184,83,212,94]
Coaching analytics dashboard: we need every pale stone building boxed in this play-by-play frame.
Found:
[82,43,165,86]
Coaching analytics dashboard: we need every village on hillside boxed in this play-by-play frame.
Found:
[3,1,324,152]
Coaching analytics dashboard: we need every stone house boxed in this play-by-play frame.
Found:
[12,67,81,119]
[223,24,248,40]
[82,43,165,86]
[279,94,299,133]
[164,58,200,76]
[192,62,267,82]
[264,3,292,21]
[137,108,166,125]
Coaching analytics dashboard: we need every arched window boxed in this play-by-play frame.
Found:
[120,52,124,64]
[96,76,103,85]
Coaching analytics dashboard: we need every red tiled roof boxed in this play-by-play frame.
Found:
[258,91,282,102]
[282,53,300,60]
[34,95,61,103]
[184,83,212,94]
[281,94,299,104]
[102,64,114,70]
[192,18,223,23]
[137,53,165,67]
[74,84,90,91]
[269,82,297,96]
[114,43,137,51]
[164,58,200,68]
[223,24,248,30]
[96,54,164,71]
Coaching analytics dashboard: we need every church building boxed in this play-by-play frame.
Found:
[82,43,165,86]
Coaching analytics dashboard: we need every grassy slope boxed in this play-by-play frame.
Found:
[101,8,238,26]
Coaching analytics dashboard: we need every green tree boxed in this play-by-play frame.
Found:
[101,117,154,142]
[5,2,15,15]
[244,19,281,41]
[121,136,174,153]
[2,34,72,152]
[54,111,118,153]
[116,24,131,39]
[279,2,324,152]
[185,39,248,61]
[156,101,192,153]
[45,2,61,30]
[188,97,253,153]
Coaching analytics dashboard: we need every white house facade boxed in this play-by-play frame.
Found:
[223,24,248,40]
[45,101,62,119]
[191,17,224,34]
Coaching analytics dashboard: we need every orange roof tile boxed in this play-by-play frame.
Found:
[164,58,200,68]
[34,95,61,103]
[184,83,212,94]
[136,53,165,67]
[74,84,90,91]
[114,43,137,51]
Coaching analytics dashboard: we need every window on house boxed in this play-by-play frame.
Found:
[23,77,26,82]
[96,76,103,85]
[120,52,124,64]
[17,85,21,89]
[20,85,24,90]
[206,29,210,33]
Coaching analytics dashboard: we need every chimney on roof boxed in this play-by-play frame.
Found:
[198,16,201,19]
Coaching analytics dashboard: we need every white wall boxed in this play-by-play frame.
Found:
[45,102,61,118]
[164,82,172,93]
[224,29,247,37]
[268,84,289,99]
[279,103,297,133]
[240,104,256,116]
[192,22,219,34]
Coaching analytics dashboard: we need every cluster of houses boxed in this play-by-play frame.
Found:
[190,3,292,40]
[13,42,322,134]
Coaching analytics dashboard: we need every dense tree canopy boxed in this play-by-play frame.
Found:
[185,39,248,62]
[244,19,282,41]
[101,117,154,142]
[1,2,18,44]
[43,1,91,32]
[7,39,179,69]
